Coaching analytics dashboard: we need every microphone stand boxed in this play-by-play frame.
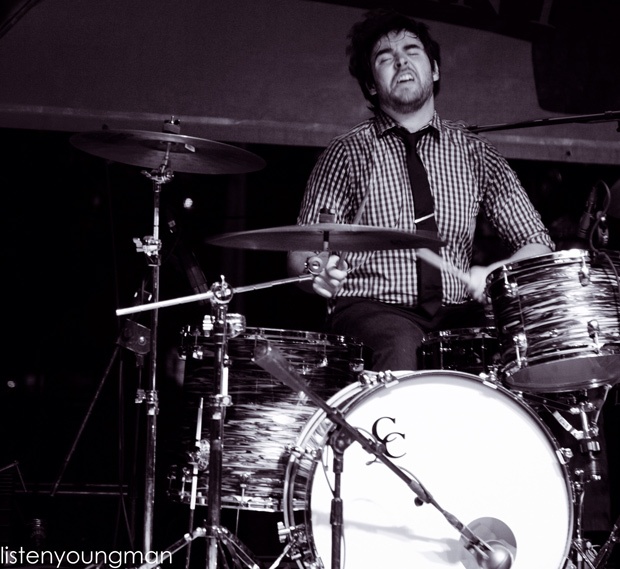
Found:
[252,343,513,569]
[467,109,620,134]
[328,429,351,569]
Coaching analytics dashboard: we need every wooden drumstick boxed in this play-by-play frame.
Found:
[416,248,473,288]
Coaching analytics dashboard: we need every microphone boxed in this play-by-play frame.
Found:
[460,517,516,569]
[577,186,599,239]
[480,542,514,569]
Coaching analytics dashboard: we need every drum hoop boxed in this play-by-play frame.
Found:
[422,327,497,343]
[183,325,362,347]
[486,248,590,284]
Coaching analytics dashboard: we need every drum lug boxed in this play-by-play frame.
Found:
[358,370,380,385]
[513,332,528,368]
[201,312,246,338]
[587,319,601,353]
[349,358,365,374]
[191,346,205,360]
[501,267,518,297]
[579,257,591,286]
[357,370,395,386]
[287,444,321,462]
[558,447,574,464]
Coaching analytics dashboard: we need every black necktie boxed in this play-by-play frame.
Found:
[396,126,443,317]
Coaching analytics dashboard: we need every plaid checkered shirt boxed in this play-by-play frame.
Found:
[297,111,554,307]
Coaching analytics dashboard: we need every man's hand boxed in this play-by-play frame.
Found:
[467,265,493,303]
[312,254,348,298]
[467,243,552,303]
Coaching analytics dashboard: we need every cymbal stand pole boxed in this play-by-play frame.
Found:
[206,278,232,569]
[198,278,260,569]
[568,389,610,569]
[571,469,597,569]
[186,397,204,569]
[138,153,174,553]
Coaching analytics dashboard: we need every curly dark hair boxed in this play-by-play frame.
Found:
[346,9,441,111]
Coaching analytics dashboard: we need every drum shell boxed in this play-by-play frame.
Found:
[487,249,620,392]
[421,327,499,376]
[169,327,363,511]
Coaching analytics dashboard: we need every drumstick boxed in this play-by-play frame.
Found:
[416,248,473,288]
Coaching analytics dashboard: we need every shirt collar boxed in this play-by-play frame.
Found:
[374,109,443,138]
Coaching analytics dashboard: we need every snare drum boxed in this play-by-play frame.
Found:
[487,249,620,392]
[170,327,363,511]
[283,370,573,569]
[421,327,499,376]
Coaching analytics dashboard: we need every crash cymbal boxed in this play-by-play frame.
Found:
[70,129,266,175]
[207,223,444,251]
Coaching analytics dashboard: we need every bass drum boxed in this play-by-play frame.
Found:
[283,370,573,569]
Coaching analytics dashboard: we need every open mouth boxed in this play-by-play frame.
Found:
[396,73,414,84]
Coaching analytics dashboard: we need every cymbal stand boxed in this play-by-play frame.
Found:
[202,277,262,569]
[593,512,619,568]
[135,149,174,553]
[185,397,204,569]
[555,388,611,569]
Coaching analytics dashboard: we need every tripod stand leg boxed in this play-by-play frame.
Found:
[51,345,121,497]
[213,526,262,569]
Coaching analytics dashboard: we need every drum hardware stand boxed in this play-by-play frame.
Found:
[592,513,619,568]
[134,526,261,569]
[50,318,151,501]
[253,349,516,569]
[533,386,614,569]
[327,428,355,569]
[132,276,264,569]
[273,524,310,569]
[0,461,27,493]
[571,469,599,569]
[185,397,204,569]
[134,136,176,554]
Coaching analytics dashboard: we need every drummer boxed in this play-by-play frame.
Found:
[287,9,554,372]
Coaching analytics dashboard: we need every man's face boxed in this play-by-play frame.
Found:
[369,30,439,115]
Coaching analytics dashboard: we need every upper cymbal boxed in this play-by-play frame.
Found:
[70,129,266,175]
[207,223,444,251]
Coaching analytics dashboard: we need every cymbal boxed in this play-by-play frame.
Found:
[207,223,444,251]
[70,129,266,175]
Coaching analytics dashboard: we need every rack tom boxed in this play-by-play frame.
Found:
[487,249,620,392]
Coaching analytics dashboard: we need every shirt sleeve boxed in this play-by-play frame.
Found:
[297,138,355,225]
[479,140,555,253]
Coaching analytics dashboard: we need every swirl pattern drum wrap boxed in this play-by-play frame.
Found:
[169,327,363,511]
[282,370,573,569]
[487,249,620,392]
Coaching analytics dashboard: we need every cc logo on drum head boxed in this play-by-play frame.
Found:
[371,416,406,460]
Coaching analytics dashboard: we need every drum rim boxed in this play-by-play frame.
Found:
[486,248,591,285]
[422,326,498,343]
[182,325,363,347]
